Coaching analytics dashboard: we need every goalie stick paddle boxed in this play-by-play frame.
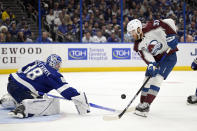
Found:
[38,92,136,114]
[103,48,171,121]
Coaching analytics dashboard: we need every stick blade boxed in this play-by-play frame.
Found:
[102,107,136,121]
[102,115,119,121]
[127,107,136,112]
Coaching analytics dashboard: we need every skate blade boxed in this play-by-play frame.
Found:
[134,110,148,117]
[103,107,136,121]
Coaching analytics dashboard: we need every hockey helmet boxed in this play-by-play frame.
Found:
[46,54,62,70]
[127,19,142,35]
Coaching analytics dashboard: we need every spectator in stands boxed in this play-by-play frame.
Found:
[82,31,94,43]
[57,20,67,41]
[8,21,19,37]
[36,31,52,43]
[54,2,61,18]
[41,3,49,17]
[17,17,27,30]
[21,24,32,39]
[9,22,19,38]
[59,0,66,10]
[64,14,73,26]
[180,34,194,42]
[16,31,32,42]
[92,30,107,43]
[53,14,62,32]
[3,18,11,28]
[1,7,15,21]
[0,25,8,34]
[64,24,77,42]
[107,31,120,42]
[0,33,6,42]
[0,2,3,14]
[6,32,16,42]
[46,9,55,25]
[17,31,26,42]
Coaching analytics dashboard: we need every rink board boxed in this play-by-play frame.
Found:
[0,43,196,74]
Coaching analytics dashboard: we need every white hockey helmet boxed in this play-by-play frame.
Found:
[127,19,142,35]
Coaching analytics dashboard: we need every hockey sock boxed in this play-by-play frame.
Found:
[140,87,149,103]
[144,85,160,104]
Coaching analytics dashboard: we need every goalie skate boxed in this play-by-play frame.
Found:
[8,104,26,118]
[134,102,150,117]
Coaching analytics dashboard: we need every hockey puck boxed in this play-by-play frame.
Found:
[121,94,126,99]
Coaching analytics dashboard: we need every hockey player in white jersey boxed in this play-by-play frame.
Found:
[0,54,90,118]
[127,18,178,117]
[187,57,197,104]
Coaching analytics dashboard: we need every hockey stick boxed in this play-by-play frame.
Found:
[103,48,171,121]
[37,92,121,112]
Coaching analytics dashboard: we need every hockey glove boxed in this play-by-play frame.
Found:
[147,62,158,77]
[166,34,178,49]
[191,58,197,70]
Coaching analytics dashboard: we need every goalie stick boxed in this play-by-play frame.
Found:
[103,48,171,121]
[37,92,135,113]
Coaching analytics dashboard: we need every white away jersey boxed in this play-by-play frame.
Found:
[134,19,178,64]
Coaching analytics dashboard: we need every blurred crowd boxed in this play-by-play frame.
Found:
[42,0,80,42]
[123,0,197,42]
[81,0,121,43]
[0,0,197,43]
[0,0,38,42]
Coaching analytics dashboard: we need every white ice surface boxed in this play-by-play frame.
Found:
[0,71,197,131]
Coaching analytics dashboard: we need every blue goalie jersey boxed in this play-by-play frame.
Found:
[9,60,78,100]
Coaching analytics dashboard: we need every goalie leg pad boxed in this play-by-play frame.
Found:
[72,92,90,115]
[21,98,60,117]
[0,93,17,109]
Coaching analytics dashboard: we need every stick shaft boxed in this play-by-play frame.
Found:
[38,92,117,112]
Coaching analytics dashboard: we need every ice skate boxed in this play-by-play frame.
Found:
[8,104,26,118]
[134,102,150,117]
[187,95,197,104]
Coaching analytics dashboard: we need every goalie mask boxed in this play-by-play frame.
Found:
[46,54,62,70]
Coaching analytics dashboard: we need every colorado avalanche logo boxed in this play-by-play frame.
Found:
[148,40,163,56]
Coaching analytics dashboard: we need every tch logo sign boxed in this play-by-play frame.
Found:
[68,48,87,60]
[112,48,131,60]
